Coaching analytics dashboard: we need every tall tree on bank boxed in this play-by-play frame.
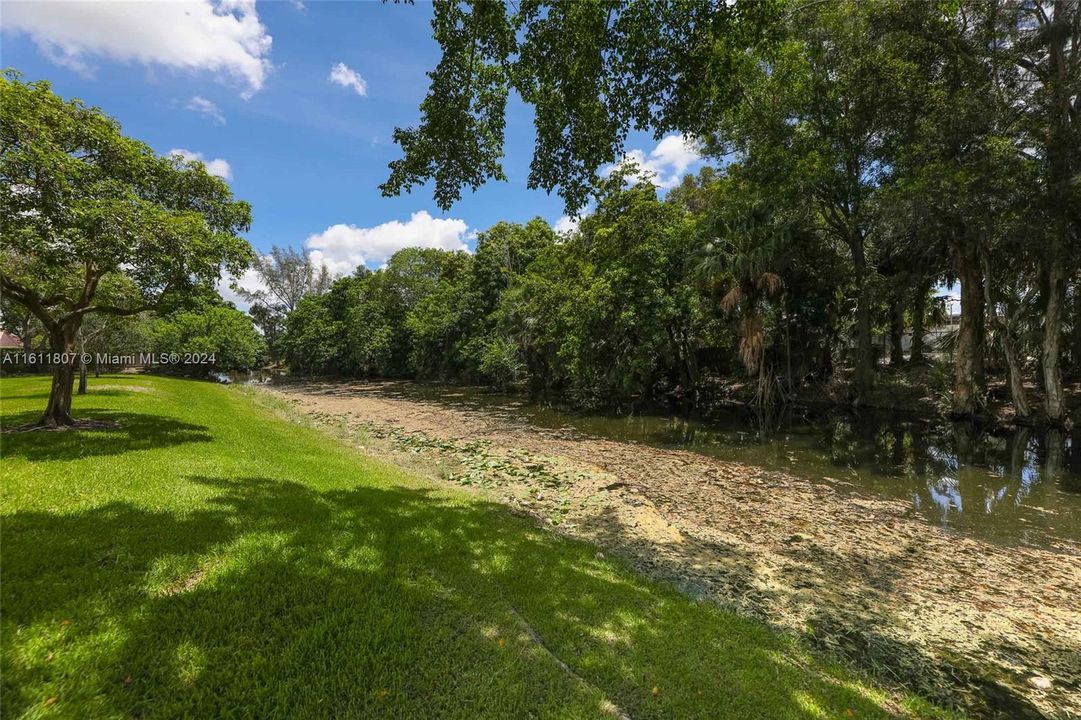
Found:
[885,0,1078,423]
[1014,0,1080,425]
[707,1,909,400]
[233,246,331,362]
[879,2,1016,418]
[0,74,253,426]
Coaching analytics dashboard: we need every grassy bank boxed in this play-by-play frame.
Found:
[1,374,955,719]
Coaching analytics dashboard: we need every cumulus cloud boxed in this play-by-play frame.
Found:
[169,149,232,180]
[217,266,266,311]
[602,133,703,189]
[328,62,367,96]
[219,211,473,308]
[305,211,470,276]
[3,0,272,95]
[186,96,226,124]
[552,215,580,235]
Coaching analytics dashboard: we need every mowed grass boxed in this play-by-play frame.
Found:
[1,374,954,719]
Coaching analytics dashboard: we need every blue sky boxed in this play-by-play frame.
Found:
[2,0,704,300]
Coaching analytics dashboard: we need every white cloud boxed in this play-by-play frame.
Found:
[220,211,473,308]
[3,0,272,95]
[186,96,226,124]
[328,62,367,96]
[217,266,267,311]
[553,215,580,235]
[291,1,307,11]
[305,211,470,276]
[169,148,232,180]
[602,133,703,189]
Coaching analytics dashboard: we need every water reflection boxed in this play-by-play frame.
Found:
[228,369,287,385]
[695,409,1081,547]
[343,382,1080,548]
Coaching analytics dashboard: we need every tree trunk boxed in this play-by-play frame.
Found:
[1002,332,1031,421]
[1042,255,1067,424]
[980,250,1031,422]
[952,239,985,417]
[850,235,873,399]
[784,299,793,393]
[78,357,88,395]
[76,335,88,395]
[40,327,78,427]
[910,282,928,364]
[1071,281,1081,380]
[889,297,905,367]
[1039,0,1075,426]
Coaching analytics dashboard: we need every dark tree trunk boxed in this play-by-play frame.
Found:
[980,250,1031,422]
[850,234,874,399]
[40,326,78,427]
[784,300,793,393]
[1035,0,1076,425]
[1002,331,1030,421]
[889,297,905,366]
[1071,282,1081,381]
[910,282,928,364]
[78,357,88,395]
[1042,254,1067,424]
[952,239,985,417]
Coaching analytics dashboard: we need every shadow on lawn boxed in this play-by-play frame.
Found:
[1,475,906,720]
[0,410,211,461]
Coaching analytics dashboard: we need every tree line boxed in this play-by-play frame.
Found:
[382,0,1080,425]
[270,159,1080,421]
[281,0,1080,425]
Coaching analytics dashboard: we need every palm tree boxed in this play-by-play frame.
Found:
[697,199,789,405]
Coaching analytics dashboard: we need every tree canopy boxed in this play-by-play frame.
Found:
[373,0,1079,425]
[0,72,254,425]
[380,0,784,213]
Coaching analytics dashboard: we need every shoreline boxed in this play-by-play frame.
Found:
[261,379,1080,719]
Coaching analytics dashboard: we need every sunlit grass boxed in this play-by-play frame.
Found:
[1,374,959,719]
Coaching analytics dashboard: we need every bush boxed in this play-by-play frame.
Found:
[479,337,523,390]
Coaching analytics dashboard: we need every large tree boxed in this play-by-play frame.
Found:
[0,74,253,426]
[1012,0,1080,425]
[883,0,1078,423]
[233,246,331,363]
[707,1,912,399]
[242,246,331,314]
[380,1,912,402]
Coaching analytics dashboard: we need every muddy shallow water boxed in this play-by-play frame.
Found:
[363,383,1081,549]
[263,380,1081,719]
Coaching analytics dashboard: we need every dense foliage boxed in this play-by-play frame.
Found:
[282,173,900,411]
[372,0,1079,424]
[149,304,267,375]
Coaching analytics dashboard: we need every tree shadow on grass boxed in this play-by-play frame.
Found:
[0,410,212,461]
[0,391,53,401]
[1,475,909,720]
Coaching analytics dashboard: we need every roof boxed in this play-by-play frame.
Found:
[0,331,24,349]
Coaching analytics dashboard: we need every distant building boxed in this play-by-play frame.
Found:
[0,331,23,350]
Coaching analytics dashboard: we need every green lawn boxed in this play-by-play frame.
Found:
[1,374,954,719]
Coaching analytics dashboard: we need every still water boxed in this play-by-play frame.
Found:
[355,382,1081,549]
